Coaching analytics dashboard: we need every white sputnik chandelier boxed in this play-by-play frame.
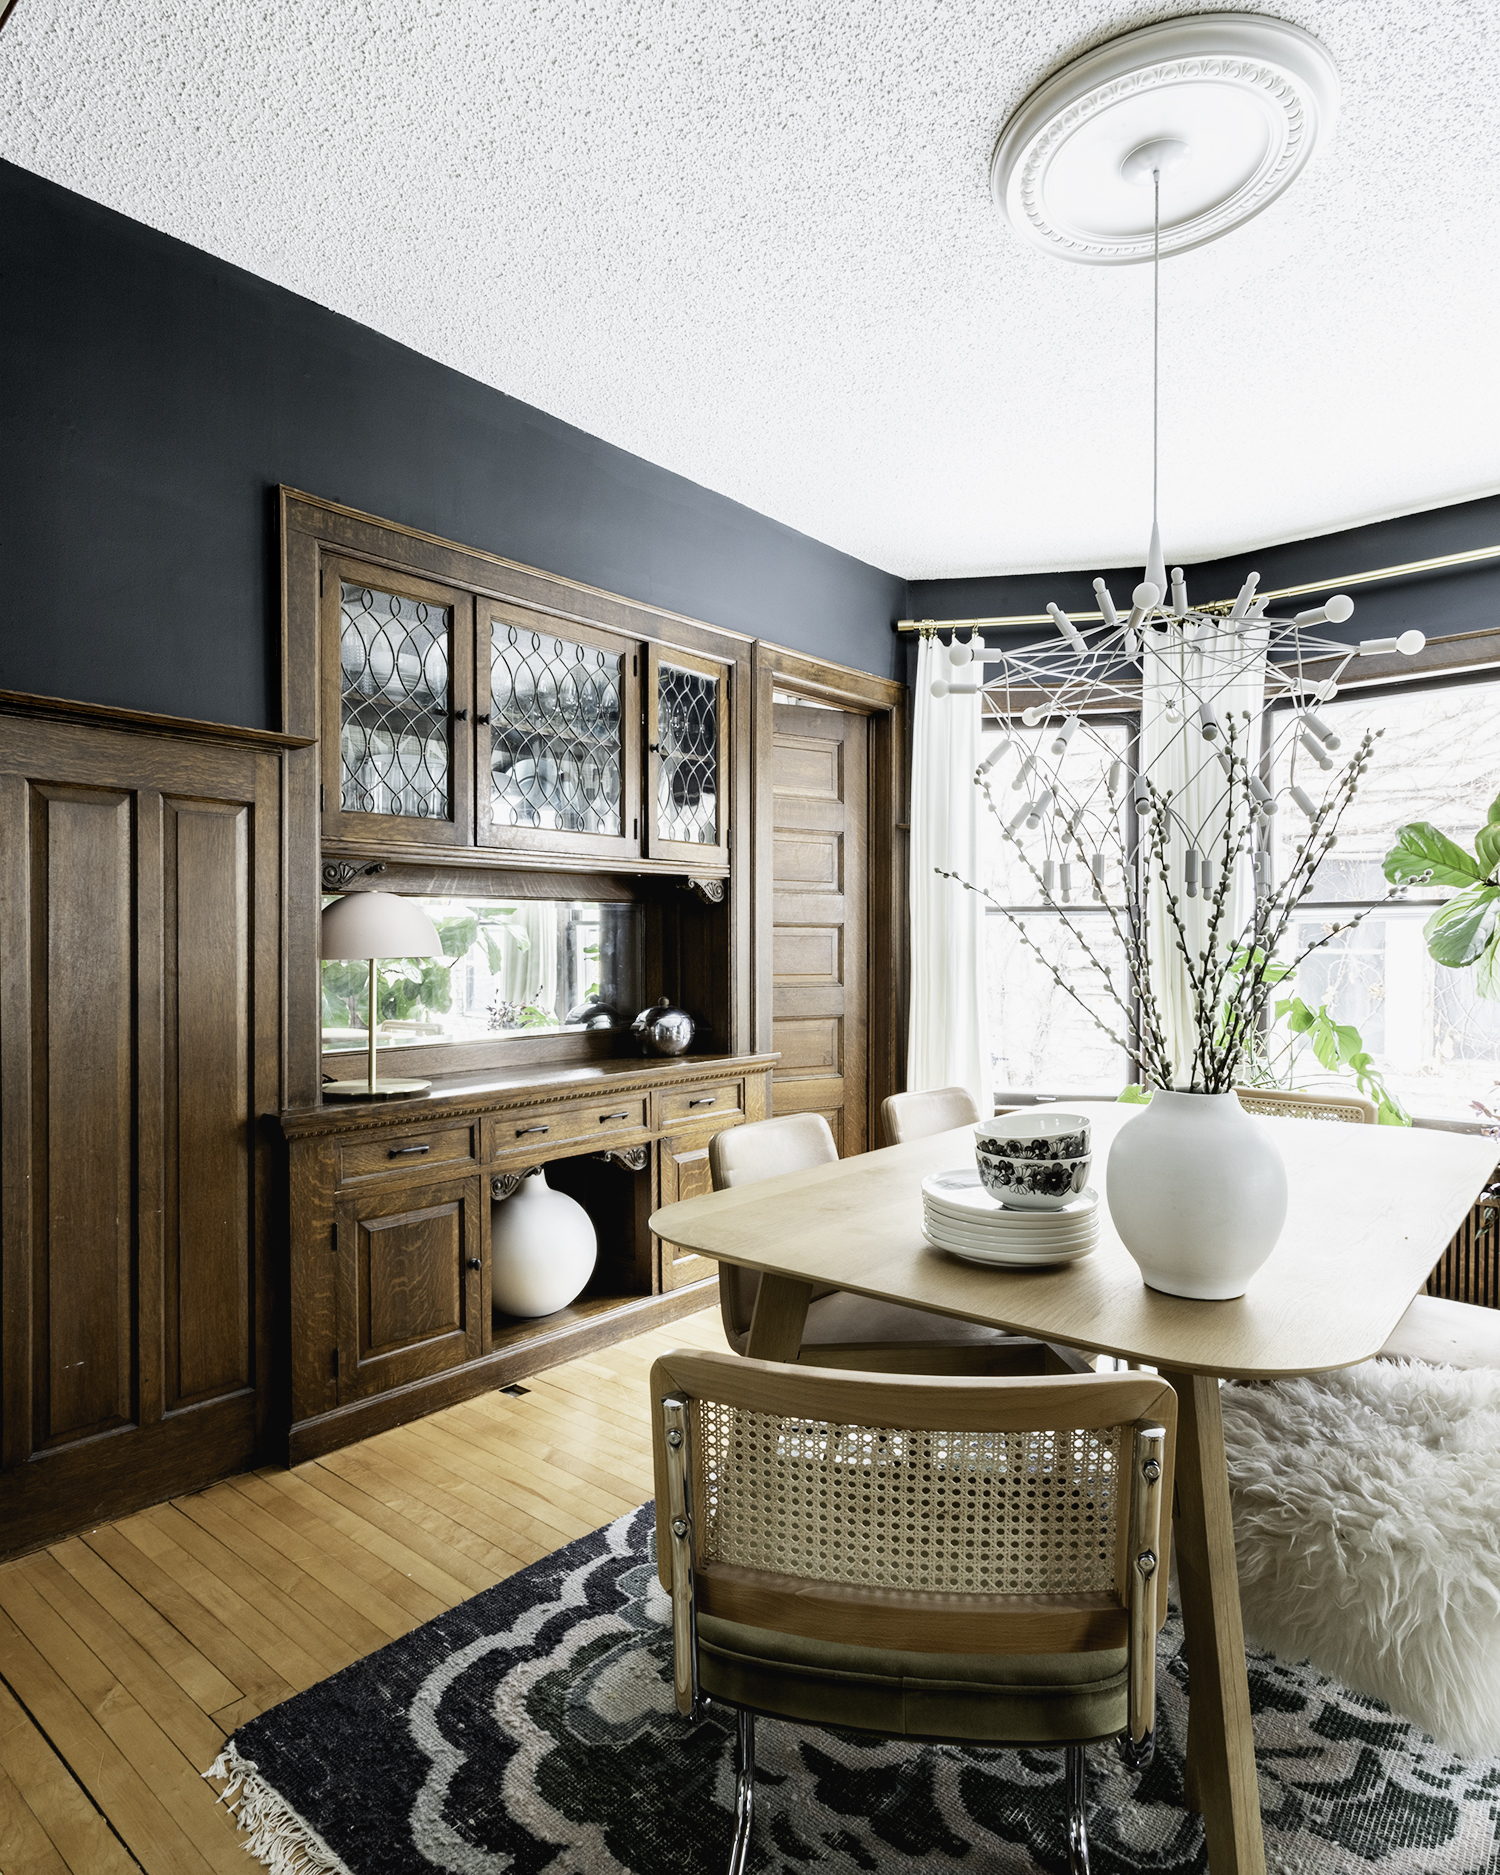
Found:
[934,13,1430,1094]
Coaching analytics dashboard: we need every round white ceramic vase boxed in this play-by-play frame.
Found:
[1105,1090,1287,1300]
[491,1169,597,1318]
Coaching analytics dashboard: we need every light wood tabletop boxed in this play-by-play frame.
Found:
[649,1099,1498,1875]
[649,1099,1498,1378]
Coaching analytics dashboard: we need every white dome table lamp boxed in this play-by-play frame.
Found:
[321,891,444,1098]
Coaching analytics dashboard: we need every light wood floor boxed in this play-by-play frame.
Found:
[0,1303,730,1875]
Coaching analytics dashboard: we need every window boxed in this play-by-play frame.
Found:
[1269,679,1500,1121]
[981,674,1500,1120]
[980,717,1134,1096]
[320,895,644,1058]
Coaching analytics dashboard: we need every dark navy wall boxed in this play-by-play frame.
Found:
[0,161,906,730]
[906,495,1500,679]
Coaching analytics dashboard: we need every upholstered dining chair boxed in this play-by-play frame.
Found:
[880,1084,984,1146]
[1237,1086,1500,1367]
[708,1113,1088,1375]
[651,1349,1176,1875]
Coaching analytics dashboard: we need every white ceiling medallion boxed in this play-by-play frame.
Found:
[991,14,1339,265]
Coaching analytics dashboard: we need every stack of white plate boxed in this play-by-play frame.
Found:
[921,1169,1100,1267]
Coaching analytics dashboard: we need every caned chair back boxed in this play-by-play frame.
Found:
[652,1350,1175,1751]
[1236,1086,1376,1125]
[709,1114,840,1343]
[880,1086,983,1146]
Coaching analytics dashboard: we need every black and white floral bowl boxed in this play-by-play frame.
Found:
[975,1111,1093,1210]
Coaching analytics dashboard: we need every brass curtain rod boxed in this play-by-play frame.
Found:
[894,540,1500,633]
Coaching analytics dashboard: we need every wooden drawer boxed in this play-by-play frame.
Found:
[656,1081,743,1129]
[491,1094,649,1160]
[339,1121,479,1187]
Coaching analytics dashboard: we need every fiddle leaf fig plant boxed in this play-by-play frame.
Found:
[1383,789,1500,995]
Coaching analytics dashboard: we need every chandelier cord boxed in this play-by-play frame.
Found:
[1152,166,1160,552]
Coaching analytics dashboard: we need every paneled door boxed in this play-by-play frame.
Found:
[769,704,868,1154]
[0,713,283,1559]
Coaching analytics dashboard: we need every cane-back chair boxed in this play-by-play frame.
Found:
[708,1113,1087,1376]
[652,1350,1177,1875]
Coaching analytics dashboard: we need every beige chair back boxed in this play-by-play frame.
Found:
[1236,1086,1376,1125]
[709,1114,840,1343]
[652,1349,1175,1748]
[880,1086,983,1147]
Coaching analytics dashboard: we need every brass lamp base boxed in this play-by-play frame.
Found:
[323,1077,431,1099]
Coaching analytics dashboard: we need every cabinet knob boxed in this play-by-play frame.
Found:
[453,708,469,721]
[476,712,492,725]
[466,1257,482,1271]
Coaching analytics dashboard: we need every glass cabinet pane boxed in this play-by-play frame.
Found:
[489,626,624,835]
[338,583,452,819]
[656,659,718,845]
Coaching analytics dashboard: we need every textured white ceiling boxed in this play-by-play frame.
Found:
[4,0,1499,579]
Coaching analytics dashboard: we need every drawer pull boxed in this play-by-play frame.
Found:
[689,1097,716,1107]
[516,1124,550,1136]
[466,1257,483,1271]
[601,1111,631,1122]
[388,1143,431,1157]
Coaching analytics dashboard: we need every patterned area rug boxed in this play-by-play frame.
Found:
[209,1504,1500,1875]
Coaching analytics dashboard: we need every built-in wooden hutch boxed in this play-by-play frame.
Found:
[0,490,910,1558]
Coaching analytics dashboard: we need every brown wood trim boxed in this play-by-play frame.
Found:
[0,688,315,749]
[0,1,27,35]
[319,855,653,900]
[320,1026,621,1086]
[283,1051,780,1136]
[759,642,905,714]
[286,1282,719,1462]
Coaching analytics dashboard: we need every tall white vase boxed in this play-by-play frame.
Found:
[1105,1090,1287,1300]
[491,1169,597,1318]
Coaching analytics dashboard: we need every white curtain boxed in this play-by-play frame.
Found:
[1140,622,1268,1086]
[907,636,991,1110]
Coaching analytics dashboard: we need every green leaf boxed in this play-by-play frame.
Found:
[1117,1084,1152,1105]
[1286,998,1316,1034]
[1477,823,1500,877]
[1423,884,1500,966]
[1333,1023,1362,1063]
[1478,933,1500,1001]
[1309,1012,1341,1072]
[1488,790,1500,826]
[1273,997,1292,1021]
[1384,822,1484,888]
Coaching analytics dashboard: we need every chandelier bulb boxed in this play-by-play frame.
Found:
[1093,577,1120,627]
[1021,704,1045,728]
[1132,581,1161,610]
[1229,572,1261,621]
[948,637,974,667]
[1171,568,1188,617]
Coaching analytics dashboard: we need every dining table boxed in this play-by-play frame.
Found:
[648,1098,1499,1875]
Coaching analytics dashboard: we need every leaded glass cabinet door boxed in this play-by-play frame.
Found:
[321,561,474,848]
[478,605,640,861]
[645,645,730,868]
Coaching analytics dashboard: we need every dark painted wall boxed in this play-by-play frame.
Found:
[0,162,906,730]
[907,494,1500,680]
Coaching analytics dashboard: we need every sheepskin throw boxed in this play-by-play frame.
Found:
[1222,1360,1500,1755]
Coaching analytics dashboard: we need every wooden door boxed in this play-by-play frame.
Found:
[334,1174,486,1401]
[0,715,282,1559]
[770,705,868,1154]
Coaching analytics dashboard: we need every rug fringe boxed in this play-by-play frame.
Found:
[205,1744,354,1875]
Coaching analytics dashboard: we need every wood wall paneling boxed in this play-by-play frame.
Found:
[0,715,283,1560]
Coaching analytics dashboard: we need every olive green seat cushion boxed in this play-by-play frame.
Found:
[697,1614,1128,1744]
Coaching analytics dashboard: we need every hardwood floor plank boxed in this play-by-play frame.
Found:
[45,1538,242,1715]
[292,1462,505,1598]
[0,1604,220,1875]
[76,1528,293,1715]
[14,1552,225,1767]
[0,1758,72,1875]
[436,1398,639,1521]
[395,1417,616,1541]
[379,1424,598,1552]
[114,1513,334,1690]
[320,1445,555,1569]
[239,1467,464,1614]
[0,1682,139,1875]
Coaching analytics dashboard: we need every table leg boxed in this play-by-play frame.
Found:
[1159,1368,1265,1875]
[744,1276,814,1362]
